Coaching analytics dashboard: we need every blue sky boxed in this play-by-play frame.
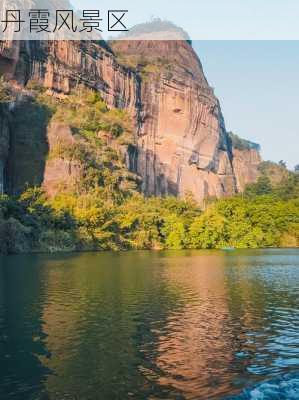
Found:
[72,0,299,40]
[194,41,298,168]
[70,1,299,168]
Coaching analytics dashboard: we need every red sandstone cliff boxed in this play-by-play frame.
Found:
[0,36,261,200]
[112,40,239,200]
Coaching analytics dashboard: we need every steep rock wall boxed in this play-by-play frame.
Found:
[112,40,241,201]
[0,38,261,200]
[0,40,140,195]
[42,122,83,197]
[232,148,262,192]
[0,41,139,110]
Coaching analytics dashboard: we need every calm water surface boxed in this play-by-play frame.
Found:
[0,249,298,399]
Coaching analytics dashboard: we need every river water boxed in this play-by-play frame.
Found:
[0,249,298,399]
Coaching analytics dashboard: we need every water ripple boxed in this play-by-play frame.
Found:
[0,249,298,400]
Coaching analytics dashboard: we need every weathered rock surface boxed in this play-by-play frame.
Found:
[1,40,138,109]
[232,148,262,192]
[43,123,83,197]
[0,37,261,200]
[0,40,140,195]
[112,40,259,200]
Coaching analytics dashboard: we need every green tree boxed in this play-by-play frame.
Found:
[245,175,272,197]
[161,214,186,249]
[189,208,227,249]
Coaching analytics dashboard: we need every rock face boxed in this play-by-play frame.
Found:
[0,37,261,200]
[42,122,84,197]
[0,41,138,110]
[0,40,140,195]
[232,148,262,192]
[111,40,259,201]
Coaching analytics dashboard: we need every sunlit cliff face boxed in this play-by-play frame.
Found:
[0,36,261,202]
[112,39,238,201]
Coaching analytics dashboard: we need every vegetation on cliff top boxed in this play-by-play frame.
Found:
[0,87,298,254]
[228,131,261,151]
[110,50,174,82]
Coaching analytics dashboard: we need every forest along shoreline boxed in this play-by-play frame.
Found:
[0,91,298,255]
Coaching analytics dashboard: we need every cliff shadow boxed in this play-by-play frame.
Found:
[5,98,52,195]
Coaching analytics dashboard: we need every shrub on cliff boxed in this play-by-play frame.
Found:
[228,131,260,151]
[0,78,14,103]
[47,88,134,144]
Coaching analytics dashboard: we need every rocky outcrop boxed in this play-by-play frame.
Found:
[112,40,250,201]
[0,40,140,195]
[1,41,138,110]
[0,36,261,201]
[232,148,262,192]
[43,123,83,197]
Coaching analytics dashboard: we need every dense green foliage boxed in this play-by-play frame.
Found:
[257,160,290,186]
[0,77,14,103]
[0,88,298,254]
[0,173,298,254]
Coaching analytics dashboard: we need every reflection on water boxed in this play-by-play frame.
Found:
[0,249,298,399]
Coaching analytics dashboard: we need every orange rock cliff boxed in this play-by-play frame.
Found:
[0,37,261,201]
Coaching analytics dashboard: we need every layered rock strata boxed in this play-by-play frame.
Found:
[0,38,261,201]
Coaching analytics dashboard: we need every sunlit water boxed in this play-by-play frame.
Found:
[0,249,298,399]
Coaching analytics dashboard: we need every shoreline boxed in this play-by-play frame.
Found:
[1,246,298,257]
